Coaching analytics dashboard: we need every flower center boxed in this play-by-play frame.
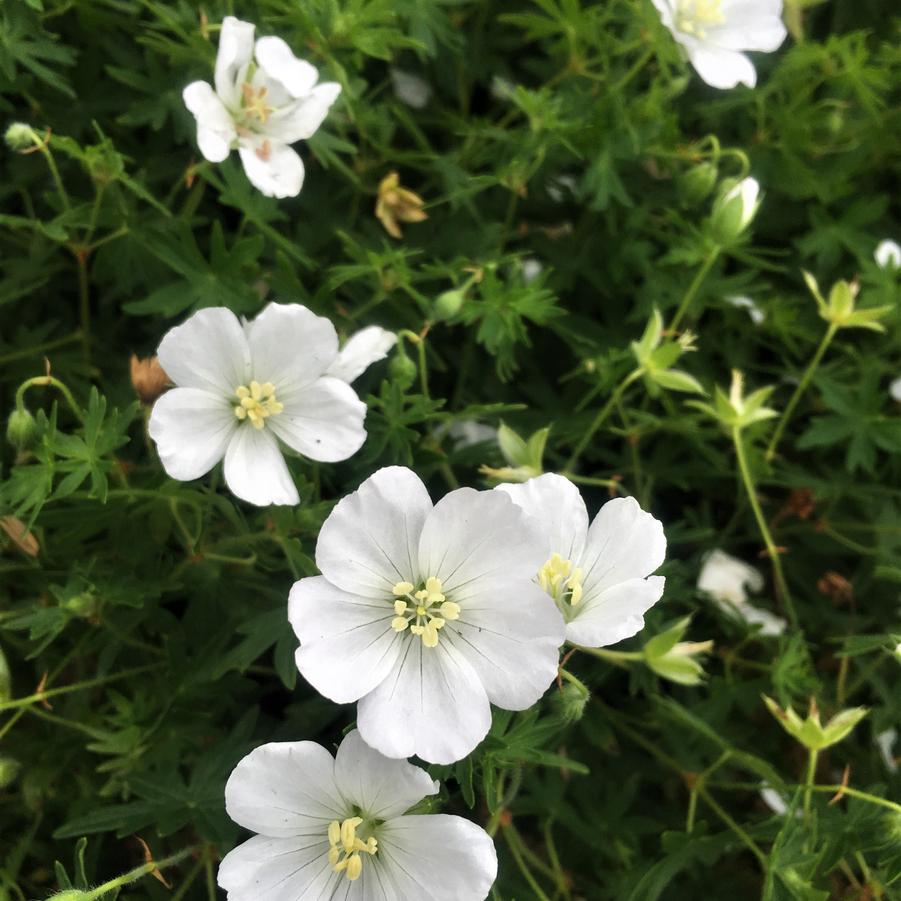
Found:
[390,577,461,648]
[327,817,377,882]
[233,381,284,429]
[676,0,724,38]
[240,82,275,124]
[538,553,584,607]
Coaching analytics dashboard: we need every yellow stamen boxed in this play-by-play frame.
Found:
[241,82,275,124]
[232,381,283,430]
[393,581,414,596]
[676,0,725,38]
[328,817,377,882]
[538,553,585,607]
[388,576,459,648]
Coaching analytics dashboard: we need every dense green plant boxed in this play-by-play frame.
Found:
[1,0,899,898]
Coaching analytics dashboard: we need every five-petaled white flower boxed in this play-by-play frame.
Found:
[875,239,901,270]
[289,466,565,764]
[327,326,397,384]
[183,17,341,198]
[149,304,366,507]
[496,473,666,648]
[219,730,498,899]
[697,549,786,636]
[652,0,787,89]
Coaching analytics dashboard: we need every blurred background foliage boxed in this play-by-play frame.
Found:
[0,0,899,898]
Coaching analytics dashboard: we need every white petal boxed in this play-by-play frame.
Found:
[446,578,564,709]
[215,16,256,109]
[238,137,305,198]
[316,467,432,596]
[376,815,498,900]
[716,0,787,51]
[651,0,676,29]
[268,376,366,463]
[687,44,757,89]
[496,473,589,565]
[156,306,251,395]
[254,36,319,97]
[357,640,491,764]
[875,239,901,269]
[334,730,438,820]
[182,81,236,162]
[390,69,432,109]
[566,576,666,647]
[224,425,299,506]
[218,834,339,901]
[579,497,666,599]
[418,488,548,596]
[290,576,402,704]
[224,741,345,836]
[891,377,901,403]
[148,387,236,481]
[740,603,787,636]
[245,302,338,392]
[697,549,763,607]
[264,82,342,144]
[326,326,398,383]
[876,728,898,773]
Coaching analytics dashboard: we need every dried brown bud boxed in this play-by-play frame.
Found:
[130,355,169,405]
[0,516,39,556]
[817,571,854,605]
[375,171,428,239]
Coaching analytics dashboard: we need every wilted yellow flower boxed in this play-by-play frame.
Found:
[375,171,427,238]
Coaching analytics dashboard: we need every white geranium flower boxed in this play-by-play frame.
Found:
[183,17,341,198]
[289,466,565,764]
[890,378,901,403]
[390,69,432,109]
[326,326,397,383]
[149,304,366,507]
[652,0,787,89]
[697,549,786,636]
[725,294,765,325]
[496,473,666,648]
[219,730,497,899]
[875,239,901,270]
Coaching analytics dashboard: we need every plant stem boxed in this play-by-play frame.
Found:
[502,826,553,901]
[82,845,201,900]
[732,426,797,629]
[808,784,901,814]
[15,374,84,422]
[0,332,82,366]
[76,252,91,358]
[37,133,71,212]
[565,367,643,471]
[669,247,720,331]
[571,645,643,666]
[766,322,837,461]
[697,786,769,873]
[803,748,818,823]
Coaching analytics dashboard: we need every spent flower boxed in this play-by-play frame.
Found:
[763,695,868,751]
[375,172,428,238]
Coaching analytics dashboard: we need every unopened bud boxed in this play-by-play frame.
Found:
[0,756,21,789]
[6,407,37,450]
[554,680,590,723]
[46,892,92,901]
[678,161,718,206]
[130,355,169,405]
[388,347,417,390]
[432,289,465,322]
[5,122,35,151]
[709,177,760,244]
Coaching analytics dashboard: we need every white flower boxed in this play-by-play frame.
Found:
[521,258,544,284]
[219,730,497,899]
[697,550,786,636]
[890,378,901,403]
[183,17,341,198]
[326,326,397,383]
[149,304,366,507]
[496,473,666,648]
[875,239,901,270]
[652,0,787,89]
[390,69,432,109]
[289,466,565,764]
[725,294,765,325]
[876,728,898,773]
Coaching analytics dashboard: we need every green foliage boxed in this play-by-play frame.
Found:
[1,0,900,899]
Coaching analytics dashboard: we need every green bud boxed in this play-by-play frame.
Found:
[46,892,92,901]
[678,161,718,206]
[0,755,21,789]
[432,289,466,322]
[5,122,36,151]
[65,592,99,618]
[554,679,590,724]
[708,177,760,244]
[642,617,713,686]
[388,346,417,390]
[6,407,38,450]
[763,695,868,751]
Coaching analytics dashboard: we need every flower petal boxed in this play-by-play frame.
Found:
[316,467,432,596]
[182,81,235,163]
[218,834,338,901]
[687,44,757,89]
[566,575,665,647]
[156,306,251,395]
[268,376,366,463]
[254,36,319,97]
[715,0,787,51]
[579,497,666,597]
[376,815,498,901]
[264,83,342,144]
[245,302,338,392]
[697,549,763,607]
[224,425,299,506]
[495,473,589,564]
[334,730,438,820]
[290,576,402,704]
[418,488,548,596]
[446,578,564,709]
[148,387,236,481]
[224,741,345,836]
[357,639,491,764]
[238,137,305,198]
[214,16,255,108]
[326,326,398,383]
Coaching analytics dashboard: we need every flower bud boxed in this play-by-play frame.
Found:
[553,679,590,723]
[388,347,417,390]
[130,355,169,405]
[875,239,901,270]
[0,755,21,789]
[46,892,92,901]
[6,407,37,450]
[678,161,718,206]
[709,177,760,244]
[432,289,465,322]
[65,591,99,619]
[642,617,712,686]
[5,122,35,151]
